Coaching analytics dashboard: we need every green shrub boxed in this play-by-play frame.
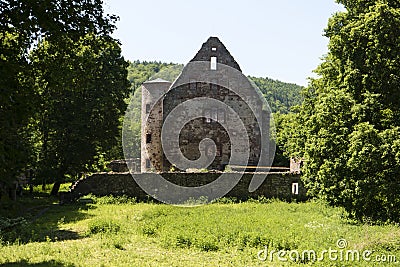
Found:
[0,217,27,231]
[141,224,158,237]
[83,194,136,205]
[87,219,120,235]
[210,197,238,204]
[0,217,28,244]
[175,235,192,248]
[196,239,219,252]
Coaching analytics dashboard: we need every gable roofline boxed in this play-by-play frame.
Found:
[143,78,171,84]
[190,36,242,72]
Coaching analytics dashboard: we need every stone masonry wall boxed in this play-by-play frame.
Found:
[141,37,272,173]
[63,172,307,202]
[141,80,171,172]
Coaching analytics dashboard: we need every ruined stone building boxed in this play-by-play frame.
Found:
[141,37,271,173]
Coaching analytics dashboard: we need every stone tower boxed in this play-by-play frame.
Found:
[141,78,171,172]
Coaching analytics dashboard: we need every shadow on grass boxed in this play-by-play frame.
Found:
[0,259,74,266]
[0,193,95,244]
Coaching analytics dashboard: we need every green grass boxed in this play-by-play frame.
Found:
[0,190,399,266]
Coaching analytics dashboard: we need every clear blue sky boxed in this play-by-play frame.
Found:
[103,0,344,86]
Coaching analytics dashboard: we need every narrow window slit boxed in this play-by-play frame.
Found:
[210,57,217,70]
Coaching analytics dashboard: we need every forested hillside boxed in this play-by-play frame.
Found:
[126,61,303,113]
[249,76,303,114]
[127,61,184,92]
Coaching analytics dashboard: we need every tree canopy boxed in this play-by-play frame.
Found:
[0,0,129,194]
[31,34,129,192]
[250,76,303,114]
[283,0,400,222]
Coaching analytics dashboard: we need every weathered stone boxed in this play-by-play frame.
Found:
[107,159,140,173]
[141,36,272,173]
[62,172,307,203]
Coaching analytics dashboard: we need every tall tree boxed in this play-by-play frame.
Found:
[291,0,400,222]
[0,29,34,187]
[0,0,123,193]
[31,34,130,195]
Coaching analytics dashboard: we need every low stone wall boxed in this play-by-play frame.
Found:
[62,172,307,203]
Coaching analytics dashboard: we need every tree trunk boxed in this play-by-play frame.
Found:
[51,163,67,196]
[9,188,16,201]
[50,181,61,196]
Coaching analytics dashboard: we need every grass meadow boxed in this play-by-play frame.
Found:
[0,185,399,266]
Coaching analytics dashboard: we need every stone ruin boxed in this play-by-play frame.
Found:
[61,37,307,203]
